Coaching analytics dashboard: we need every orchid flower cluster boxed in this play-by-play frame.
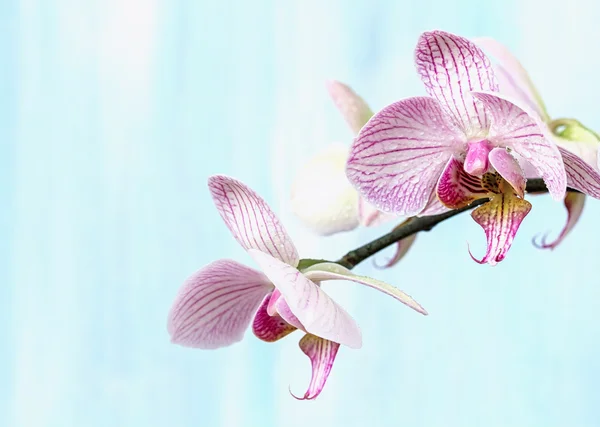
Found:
[168,30,600,400]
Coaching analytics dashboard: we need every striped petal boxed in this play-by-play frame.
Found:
[326,80,373,134]
[346,96,462,216]
[560,147,600,198]
[415,30,498,136]
[292,335,340,400]
[252,293,297,342]
[168,259,272,349]
[249,249,362,349]
[471,92,566,201]
[303,262,427,315]
[473,37,549,121]
[437,157,488,209]
[209,175,300,266]
[470,193,532,265]
[488,147,526,198]
[534,192,585,250]
[291,144,360,236]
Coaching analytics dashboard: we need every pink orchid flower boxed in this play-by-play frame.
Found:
[346,30,568,265]
[474,37,600,249]
[168,175,427,400]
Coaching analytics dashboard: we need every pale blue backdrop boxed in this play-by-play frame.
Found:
[3,1,600,426]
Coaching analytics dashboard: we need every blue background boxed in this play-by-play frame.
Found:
[3,1,600,426]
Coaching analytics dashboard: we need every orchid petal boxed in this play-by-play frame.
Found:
[534,192,585,250]
[252,293,297,342]
[291,144,361,236]
[551,119,600,171]
[374,226,417,269]
[249,249,362,349]
[292,335,340,400]
[488,147,526,197]
[358,197,395,227]
[303,262,427,315]
[326,80,373,134]
[209,175,300,266]
[419,191,451,215]
[471,91,566,200]
[437,157,488,209]
[473,37,549,121]
[168,259,272,349]
[470,193,532,265]
[559,147,600,198]
[415,30,498,135]
[346,96,462,216]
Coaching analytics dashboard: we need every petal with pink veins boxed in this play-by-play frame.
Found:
[326,80,373,134]
[473,37,549,121]
[419,191,451,215]
[488,147,526,197]
[208,175,300,266]
[292,334,340,400]
[470,193,532,265]
[346,96,463,216]
[471,91,566,200]
[168,259,273,349]
[249,249,362,349]
[415,30,498,135]
[252,293,297,342]
[437,157,488,209]
[534,192,586,250]
[303,262,427,315]
[559,147,600,198]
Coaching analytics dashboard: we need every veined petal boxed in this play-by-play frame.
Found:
[419,191,451,215]
[293,335,340,400]
[374,223,417,268]
[559,147,600,198]
[437,157,488,209]
[249,249,362,349]
[488,147,526,197]
[303,262,427,315]
[168,259,272,349]
[291,144,360,236]
[346,96,462,216]
[470,193,532,265]
[415,30,498,135]
[252,293,297,342]
[209,175,299,266]
[358,197,395,227]
[534,192,585,250]
[326,80,373,134]
[473,37,549,121]
[471,91,566,200]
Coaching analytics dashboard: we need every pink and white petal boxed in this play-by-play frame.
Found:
[326,80,373,135]
[419,190,451,216]
[471,91,566,200]
[470,194,532,265]
[374,232,417,269]
[436,157,488,209]
[488,147,526,197]
[209,175,300,266]
[534,192,585,250]
[291,144,360,236]
[346,96,463,216]
[358,197,396,227]
[252,293,297,342]
[559,147,600,198]
[473,37,549,121]
[303,262,427,315]
[292,334,340,400]
[168,259,273,349]
[249,249,362,349]
[415,31,498,135]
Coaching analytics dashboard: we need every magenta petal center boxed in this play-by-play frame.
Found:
[464,140,492,176]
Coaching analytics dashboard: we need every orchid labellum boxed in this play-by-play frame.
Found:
[346,30,569,265]
[168,175,426,399]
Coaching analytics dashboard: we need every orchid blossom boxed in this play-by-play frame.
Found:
[167,175,426,399]
[346,30,569,265]
[291,80,419,266]
[474,37,600,249]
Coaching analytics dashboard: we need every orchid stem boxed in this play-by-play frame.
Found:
[335,178,572,270]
